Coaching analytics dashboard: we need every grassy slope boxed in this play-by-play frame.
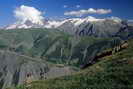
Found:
[12,39,133,89]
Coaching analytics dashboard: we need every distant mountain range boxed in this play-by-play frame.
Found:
[5,17,122,30]
[5,17,133,37]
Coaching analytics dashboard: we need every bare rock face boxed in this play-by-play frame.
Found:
[0,50,76,89]
[0,50,48,89]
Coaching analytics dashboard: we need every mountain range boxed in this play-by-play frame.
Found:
[5,17,133,38]
[0,17,133,89]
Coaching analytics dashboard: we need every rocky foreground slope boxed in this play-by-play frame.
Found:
[0,50,76,89]
[0,50,48,88]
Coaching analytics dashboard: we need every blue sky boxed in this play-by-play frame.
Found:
[0,0,133,27]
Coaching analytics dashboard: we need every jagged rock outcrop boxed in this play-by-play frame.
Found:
[0,50,49,89]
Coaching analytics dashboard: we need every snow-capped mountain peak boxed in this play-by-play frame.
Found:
[5,17,122,30]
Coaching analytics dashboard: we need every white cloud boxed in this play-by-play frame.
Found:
[14,5,44,25]
[64,8,112,17]
[76,5,80,8]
